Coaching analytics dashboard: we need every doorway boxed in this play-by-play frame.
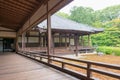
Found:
[0,38,15,52]
[0,38,3,52]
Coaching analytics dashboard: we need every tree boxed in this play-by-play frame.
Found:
[56,12,69,18]
[69,6,95,25]
[57,5,120,47]
[92,18,120,47]
[94,5,120,22]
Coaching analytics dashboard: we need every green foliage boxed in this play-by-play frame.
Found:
[57,5,120,48]
[97,46,120,56]
[69,6,95,25]
[92,18,120,47]
[95,5,120,22]
[56,12,69,18]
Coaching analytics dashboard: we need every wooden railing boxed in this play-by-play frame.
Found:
[17,51,120,80]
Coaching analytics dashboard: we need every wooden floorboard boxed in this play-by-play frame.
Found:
[0,52,79,80]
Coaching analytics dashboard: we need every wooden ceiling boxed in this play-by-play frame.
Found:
[0,0,48,31]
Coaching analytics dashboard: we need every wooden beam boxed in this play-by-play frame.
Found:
[0,30,15,32]
[0,25,17,30]
[0,22,21,27]
[7,0,34,10]
[0,6,27,16]
[17,0,37,8]
[0,10,24,19]
[0,1,32,12]
[0,3,29,14]
[26,0,39,5]
[18,0,73,34]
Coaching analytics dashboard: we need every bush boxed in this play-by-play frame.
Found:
[96,46,120,56]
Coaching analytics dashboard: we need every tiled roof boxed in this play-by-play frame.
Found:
[38,15,104,33]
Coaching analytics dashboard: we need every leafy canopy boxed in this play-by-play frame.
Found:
[57,5,120,47]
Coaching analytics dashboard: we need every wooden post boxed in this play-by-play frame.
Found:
[65,33,67,48]
[41,35,43,47]
[43,35,45,47]
[77,35,80,50]
[75,34,78,56]
[52,33,55,55]
[47,2,51,63]
[88,34,91,47]
[87,63,91,79]
[69,34,70,45]
[15,33,19,52]
[26,32,28,47]
[81,36,84,47]
[59,33,61,47]
[39,32,41,47]
[22,33,25,51]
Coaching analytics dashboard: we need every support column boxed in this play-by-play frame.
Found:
[69,34,70,46]
[65,33,67,48]
[52,33,55,55]
[22,33,26,51]
[47,2,52,63]
[59,33,61,47]
[39,32,41,47]
[81,36,84,47]
[88,34,91,46]
[26,32,28,47]
[75,34,79,56]
[15,33,19,52]
[43,35,45,47]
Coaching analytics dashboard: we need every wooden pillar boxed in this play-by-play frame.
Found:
[39,32,41,47]
[45,33,47,47]
[26,32,28,47]
[65,33,67,48]
[52,33,55,55]
[22,33,25,51]
[88,34,91,46]
[43,34,45,47]
[77,35,79,52]
[47,2,51,63]
[45,33,48,47]
[41,35,43,47]
[69,34,71,48]
[81,36,84,47]
[59,33,61,47]
[15,33,19,52]
[75,34,79,56]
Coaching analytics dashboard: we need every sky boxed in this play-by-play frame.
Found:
[59,0,120,14]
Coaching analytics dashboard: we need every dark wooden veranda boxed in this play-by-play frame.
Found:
[0,53,78,80]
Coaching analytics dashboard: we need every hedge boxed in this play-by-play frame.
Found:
[96,46,120,56]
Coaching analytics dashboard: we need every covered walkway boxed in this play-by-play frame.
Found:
[0,53,78,80]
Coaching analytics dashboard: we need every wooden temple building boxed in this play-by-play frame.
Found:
[18,15,103,55]
[0,1,119,80]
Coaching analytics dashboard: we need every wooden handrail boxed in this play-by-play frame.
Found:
[18,51,120,80]
[44,54,120,70]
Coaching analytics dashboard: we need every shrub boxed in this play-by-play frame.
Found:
[96,46,120,56]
